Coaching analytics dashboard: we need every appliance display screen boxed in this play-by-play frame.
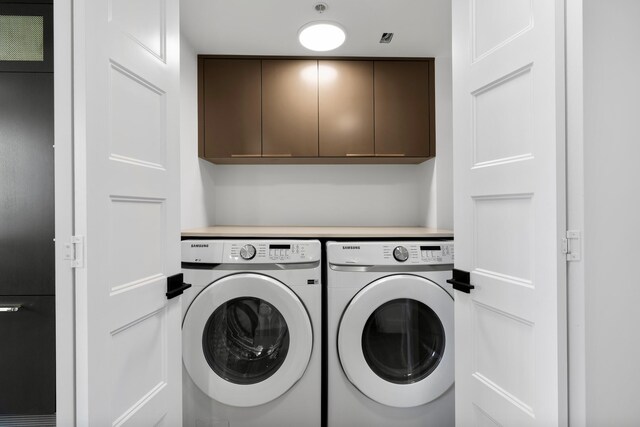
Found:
[269,244,291,250]
[420,246,441,251]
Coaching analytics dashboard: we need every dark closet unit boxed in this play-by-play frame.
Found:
[0,0,56,419]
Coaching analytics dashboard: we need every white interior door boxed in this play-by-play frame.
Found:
[72,0,181,424]
[452,0,567,426]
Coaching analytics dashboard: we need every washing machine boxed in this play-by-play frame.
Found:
[181,239,322,427]
[326,240,455,427]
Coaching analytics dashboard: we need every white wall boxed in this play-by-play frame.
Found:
[180,39,216,229]
[420,56,453,230]
[582,1,640,424]
[213,164,428,226]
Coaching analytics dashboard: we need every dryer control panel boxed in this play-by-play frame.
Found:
[327,241,454,266]
[182,240,321,264]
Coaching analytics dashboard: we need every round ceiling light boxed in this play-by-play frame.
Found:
[298,21,346,52]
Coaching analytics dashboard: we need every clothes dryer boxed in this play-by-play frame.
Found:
[181,239,321,427]
[327,241,455,427]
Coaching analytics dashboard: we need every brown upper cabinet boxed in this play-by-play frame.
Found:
[201,59,262,158]
[319,60,374,157]
[262,60,319,157]
[198,56,435,164]
[374,61,433,158]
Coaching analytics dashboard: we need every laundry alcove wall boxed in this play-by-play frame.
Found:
[179,39,453,230]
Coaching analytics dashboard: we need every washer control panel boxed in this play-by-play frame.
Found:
[182,240,321,264]
[327,241,454,266]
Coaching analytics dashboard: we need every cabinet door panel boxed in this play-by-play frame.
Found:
[0,296,55,415]
[374,61,431,157]
[203,59,261,157]
[319,60,374,157]
[0,73,54,296]
[262,60,318,157]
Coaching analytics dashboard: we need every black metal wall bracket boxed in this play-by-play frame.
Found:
[166,273,192,300]
[447,268,475,294]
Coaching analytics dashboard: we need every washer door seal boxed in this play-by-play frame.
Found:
[338,274,454,408]
[183,273,313,407]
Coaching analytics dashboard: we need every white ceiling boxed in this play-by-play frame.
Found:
[180,0,452,57]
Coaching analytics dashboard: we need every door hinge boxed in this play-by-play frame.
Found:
[562,230,581,262]
[63,235,85,268]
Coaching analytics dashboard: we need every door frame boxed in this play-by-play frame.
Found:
[52,0,586,424]
[54,0,76,424]
[565,0,586,425]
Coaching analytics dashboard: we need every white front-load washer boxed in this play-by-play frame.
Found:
[327,241,455,427]
[181,239,322,427]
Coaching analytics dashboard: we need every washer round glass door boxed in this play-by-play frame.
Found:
[183,273,313,407]
[338,274,454,408]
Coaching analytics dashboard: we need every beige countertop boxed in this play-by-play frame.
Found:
[181,226,454,239]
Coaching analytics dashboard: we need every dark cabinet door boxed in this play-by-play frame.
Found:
[0,72,54,296]
[202,59,262,158]
[319,60,374,157]
[262,59,319,157]
[374,61,432,157]
[0,296,55,414]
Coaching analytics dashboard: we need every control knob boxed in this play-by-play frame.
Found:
[240,244,256,260]
[393,246,409,262]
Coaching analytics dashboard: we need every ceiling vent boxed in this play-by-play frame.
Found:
[380,33,394,44]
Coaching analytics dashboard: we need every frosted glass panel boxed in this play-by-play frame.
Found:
[0,15,44,61]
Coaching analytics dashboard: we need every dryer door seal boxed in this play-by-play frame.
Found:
[338,274,454,408]
[183,273,313,407]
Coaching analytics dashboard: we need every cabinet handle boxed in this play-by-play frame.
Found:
[376,153,406,157]
[346,153,375,157]
[262,153,293,157]
[231,154,261,158]
[0,305,21,312]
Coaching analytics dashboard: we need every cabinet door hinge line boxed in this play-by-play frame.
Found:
[562,230,581,262]
[63,235,84,268]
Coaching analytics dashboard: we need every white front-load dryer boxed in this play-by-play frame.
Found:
[181,239,322,427]
[327,241,455,427]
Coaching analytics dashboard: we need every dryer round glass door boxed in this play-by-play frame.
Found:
[338,274,454,408]
[362,298,445,384]
[183,273,313,407]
